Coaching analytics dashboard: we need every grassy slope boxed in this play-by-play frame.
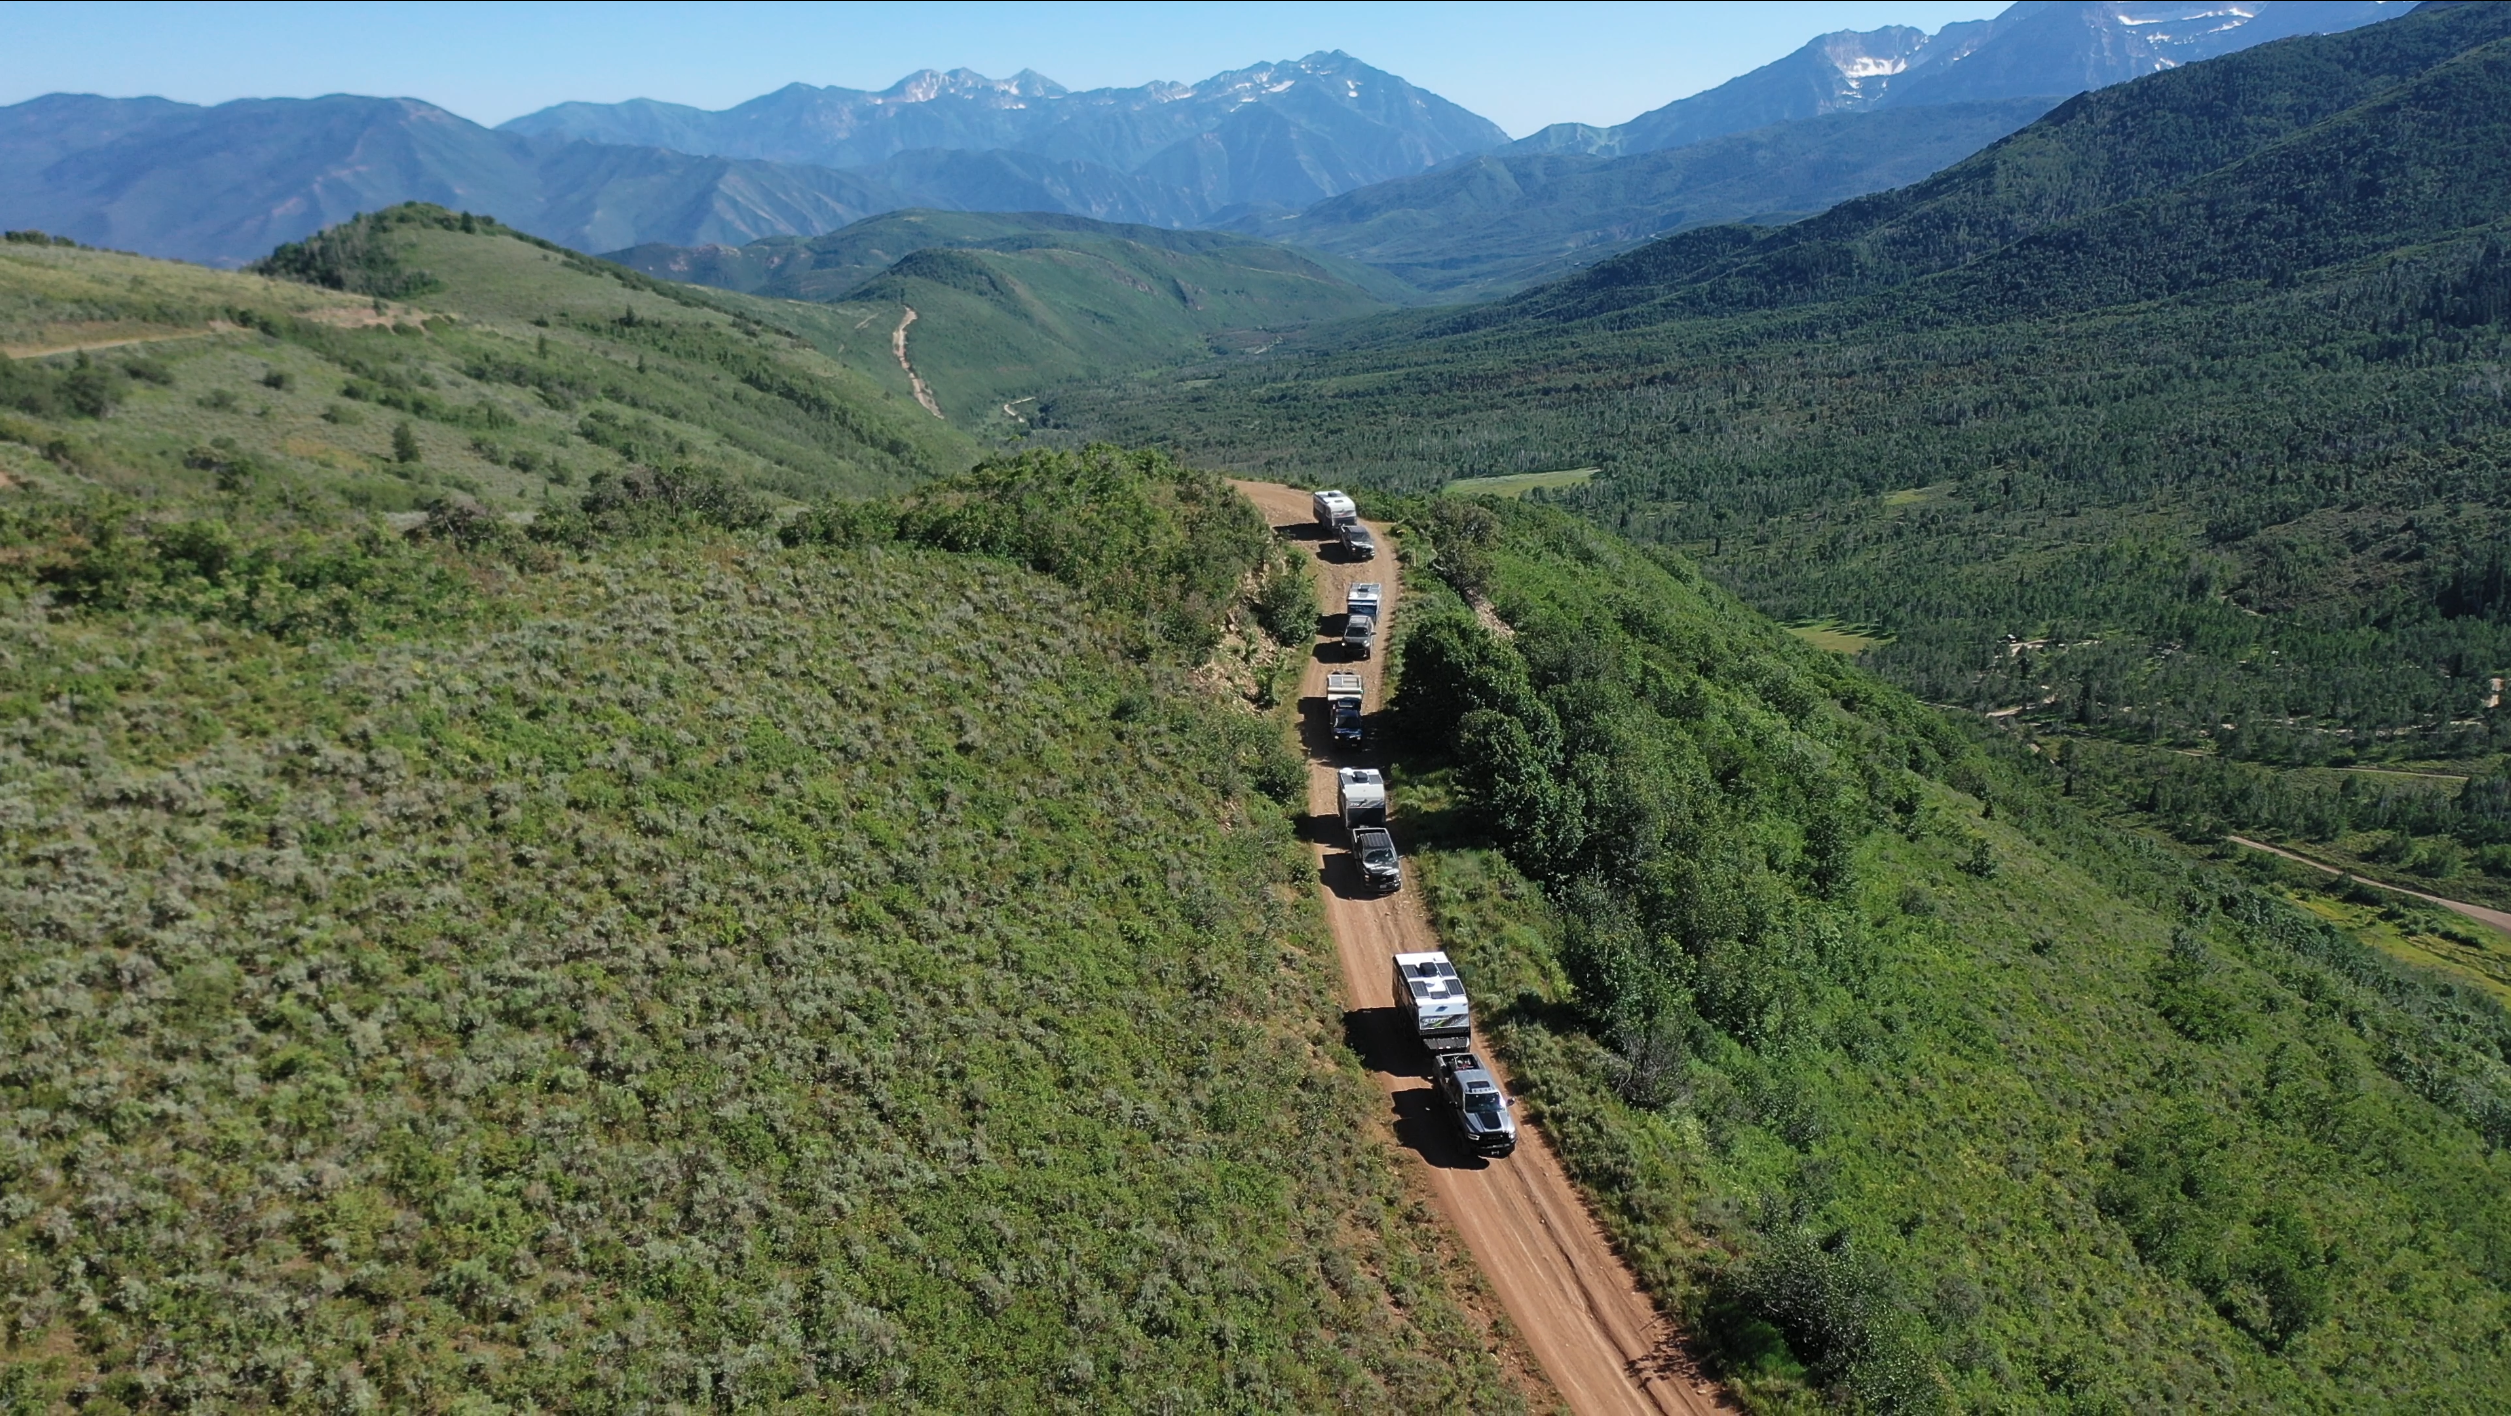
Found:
[1374,497,2510,1412]
[3,212,974,518]
[0,246,1529,1408]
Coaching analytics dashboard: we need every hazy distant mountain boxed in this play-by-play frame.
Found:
[0,93,907,265]
[502,53,1508,215]
[1235,98,2061,299]
[1514,0,2410,158]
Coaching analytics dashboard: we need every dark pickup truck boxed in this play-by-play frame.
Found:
[1435,1052,1518,1157]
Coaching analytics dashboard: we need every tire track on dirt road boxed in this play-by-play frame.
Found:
[1232,479,1730,1416]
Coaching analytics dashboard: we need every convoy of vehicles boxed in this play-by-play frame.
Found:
[1305,494,1508,1159]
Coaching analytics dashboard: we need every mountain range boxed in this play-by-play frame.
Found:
[500,53,1507,220]
[1513,0,2411,157]
[0,2,2421,283]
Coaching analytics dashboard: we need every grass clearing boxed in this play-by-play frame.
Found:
[1784,617,1890,653]
[1881,482,1953,508]
[2288,890,2511,1008]
[1440,467,1596,498]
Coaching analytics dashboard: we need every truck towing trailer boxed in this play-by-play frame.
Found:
[1312,489,1357,528]
[1392,950,1469,1052]
[1342,583,1383,660]
[1327,671,1366,746]
[1435,1052,1518,1157]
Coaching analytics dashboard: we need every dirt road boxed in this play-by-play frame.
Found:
[889,307,944,419]
[1232,480,1729,1416]
[2228,835,2511,935]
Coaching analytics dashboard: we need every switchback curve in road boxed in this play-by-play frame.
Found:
[1231,479,1731,1416]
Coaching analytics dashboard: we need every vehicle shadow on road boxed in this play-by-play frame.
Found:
[1342,1005,1490,1172]
[1311,638,1361,665]
[1315,850,1395,903]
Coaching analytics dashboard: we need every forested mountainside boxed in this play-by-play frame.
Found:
[0,231,1537,1405]
[607,208,1416,306]
[1227,99,2058,299]
[1377,493,2510,1412]
[1044,3,2511,874]
[610,209,1400,427]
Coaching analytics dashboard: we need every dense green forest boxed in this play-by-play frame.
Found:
[0,235,1534,1407]
[1046,4,2511,787]
[1373,492,2511,1411]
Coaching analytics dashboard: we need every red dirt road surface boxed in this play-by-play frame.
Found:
[1232,480,1731,1416]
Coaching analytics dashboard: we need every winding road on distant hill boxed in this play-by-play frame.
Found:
[890,306,944,418]
[1232,479,1730,1416]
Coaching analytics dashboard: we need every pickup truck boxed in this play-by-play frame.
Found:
[1435,1052,1518,1157]
[1351,824,1402,893]
[1339,523,1377,560]
[1342,612,1376,660]
[1326,670,1366,746]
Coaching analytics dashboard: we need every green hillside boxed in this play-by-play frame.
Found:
[0,234,1532,1406]
[1043,4,2511,893]
[608,210,1405,429]
[1375,493,2511,1411]
[2,206,974,518]
[610,208,1420,305]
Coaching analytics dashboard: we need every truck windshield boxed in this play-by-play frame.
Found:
[1363,847,1397,866]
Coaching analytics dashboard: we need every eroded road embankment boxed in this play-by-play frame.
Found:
[1231,479,1730,1416]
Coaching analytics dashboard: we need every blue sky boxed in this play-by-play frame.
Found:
[0,1,2010,137]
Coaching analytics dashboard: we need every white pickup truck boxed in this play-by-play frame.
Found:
[1392,950,1470,1052]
